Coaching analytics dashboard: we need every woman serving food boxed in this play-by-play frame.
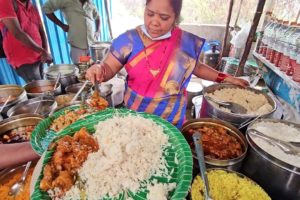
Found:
[86,0,249,128]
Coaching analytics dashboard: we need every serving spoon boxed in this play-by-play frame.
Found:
[205,96,247,114]
[248,128,300,156]
[0,95,11,113]
[193,132,213,200]
[9,161,32,197]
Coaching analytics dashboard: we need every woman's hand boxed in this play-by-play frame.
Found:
[224,76,249,88]
[85,63,105,84]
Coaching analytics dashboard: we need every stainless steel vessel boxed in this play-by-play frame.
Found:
[0,85,28,117]
[44,64,79,92]
[201,83,276,127]
[242,119,300,200]
[7,96,57,117]
[90,42,111,62]
[24,80,62,98]
[0,114,43,139]
[181,118,248,172]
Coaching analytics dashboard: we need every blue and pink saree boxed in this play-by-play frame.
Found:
[110,26,205,128]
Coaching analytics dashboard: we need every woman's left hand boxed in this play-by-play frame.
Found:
[224,76,249,88]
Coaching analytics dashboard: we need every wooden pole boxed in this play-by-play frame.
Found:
[235,0,266,76]
[234,0,244,27]
[220,0,234,61]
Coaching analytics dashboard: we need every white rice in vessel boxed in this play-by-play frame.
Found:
[63,115,173,199]
[251,136,300,168]
[252,121,300,142]
[207,88,273,115]
[249,121,300,168]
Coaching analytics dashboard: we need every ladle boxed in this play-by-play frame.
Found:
[70,80,89,104]
[193,132,213,200]
[206,96,247,114]
[248,128,300,156]
[0,95,11,113]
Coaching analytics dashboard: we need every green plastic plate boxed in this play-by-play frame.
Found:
[30,105,92,155]
[31,108,192,200]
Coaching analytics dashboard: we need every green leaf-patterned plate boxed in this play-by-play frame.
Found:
[30,105,91,155]
[30,108,193,200]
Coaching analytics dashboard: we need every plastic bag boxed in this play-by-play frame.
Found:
[230,22,251,49]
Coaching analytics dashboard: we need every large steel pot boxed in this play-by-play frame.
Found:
[181,118,248,175]
[0,85,28,118]
[44,64,79,92]
[242,119,300,200]
[7,96,57,117]
[24,80,62,98]
[90,42,111,62]
[200,83,276,127]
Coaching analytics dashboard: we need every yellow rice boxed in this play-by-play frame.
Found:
[191,169,271,200]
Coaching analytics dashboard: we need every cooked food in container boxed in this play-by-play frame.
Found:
[243,119,300,200]
[181,119,247,172]
[205,87,273,115]
[187,125,243,160]
[248,121,300,168]
[0,163,36,200]
[0,125,35,144]
[0,114,43,144]
[55,94,76,106]
[0,96,17,104]
[191,169,271,200]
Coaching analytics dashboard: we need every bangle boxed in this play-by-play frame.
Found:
[215,72,230,83]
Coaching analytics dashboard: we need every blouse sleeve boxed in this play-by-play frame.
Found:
[110,31,134,65]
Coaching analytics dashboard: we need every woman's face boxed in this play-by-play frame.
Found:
[144,0,176,38]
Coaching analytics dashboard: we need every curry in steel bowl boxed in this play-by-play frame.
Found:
[181,118,247,160]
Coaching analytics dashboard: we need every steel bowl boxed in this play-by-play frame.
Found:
[55,94,80,107]
[242,119,300,200]
[90,42,111,62]
[0,114,43,143]
[24,80,62,98]
[7,97,57,117]
[44,64,79,92]
[65,82,92,94]
[200,83,276,127]
[181,118,248,173]
[190,168,271,200]
[0,85,28,117]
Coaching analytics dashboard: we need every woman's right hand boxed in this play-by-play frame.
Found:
[85,63,105,84]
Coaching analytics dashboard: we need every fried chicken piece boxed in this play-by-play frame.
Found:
[52,171,74,193]
[73,128,99,151]
[40,164,54,191]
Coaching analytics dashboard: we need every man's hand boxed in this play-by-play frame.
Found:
[40,49,53,64]
[61,24,69,32]
[94,31,100,40]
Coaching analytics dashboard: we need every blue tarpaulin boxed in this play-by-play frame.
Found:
[0,0,111,86]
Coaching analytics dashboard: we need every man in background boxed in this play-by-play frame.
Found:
[42,0,101,63]
[0,0,52,83]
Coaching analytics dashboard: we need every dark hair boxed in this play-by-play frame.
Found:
[146,0,183,19]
